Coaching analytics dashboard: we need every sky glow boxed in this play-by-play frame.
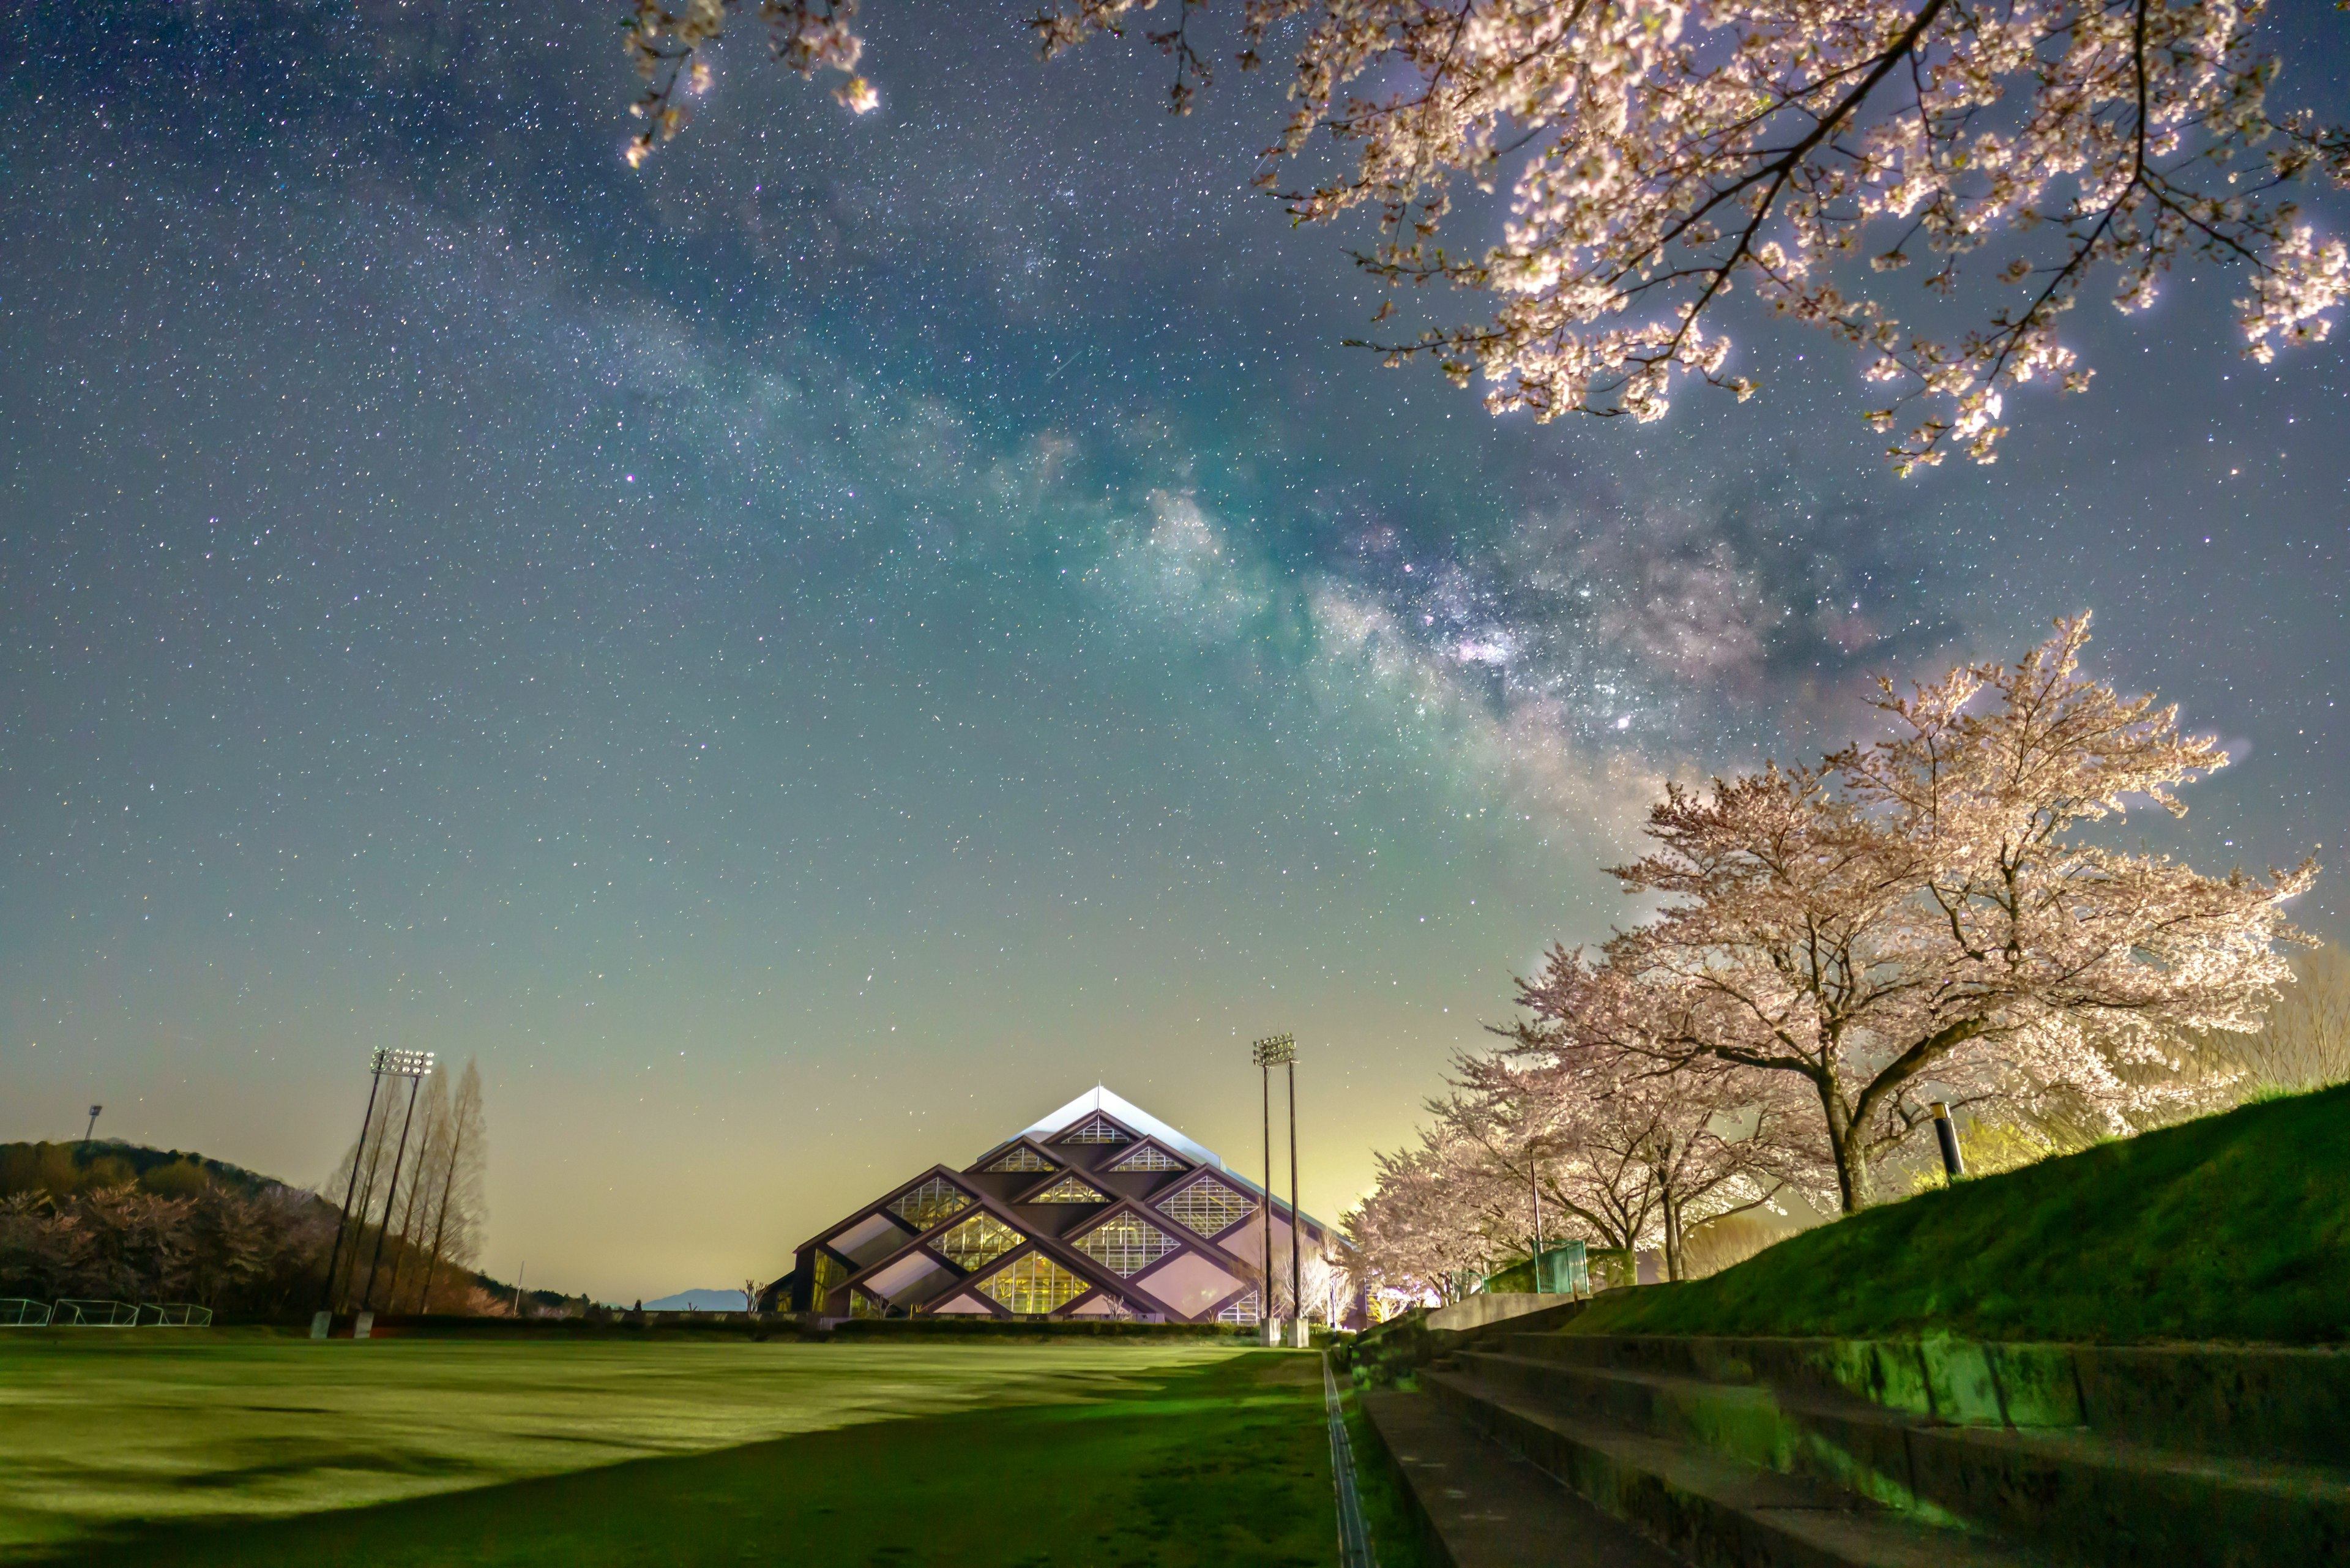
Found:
[3,1,2344,1300]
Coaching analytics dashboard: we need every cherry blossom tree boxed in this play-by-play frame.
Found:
[1456,1030,1826,1280]
[1344,1121,1523,1303]
[1520,615,2312,1212]
[629,1,2350,470]
[1485,1027,1829,1280]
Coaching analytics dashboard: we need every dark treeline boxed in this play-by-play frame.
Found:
[0,1145,335,1318]
[2,1056,502,1320]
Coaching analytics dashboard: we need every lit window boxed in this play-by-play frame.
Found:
[849,1290,886,1319]
[1074,1216,1177,1277]
[1029,1175,1110,1204]
[977,1253,1089,1315]
[935,1212,1024,1272]
[984,1146,1055,1172]
[888,1177,973,1229]
[1055,1114,1132,1144]
[1112,1144,1184,1171]
[1157,1178,1255,1238]
[1218,1290,1261,1326]
[810,1251,849,1301]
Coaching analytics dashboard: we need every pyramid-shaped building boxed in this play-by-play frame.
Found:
[770,1087,1360,1326]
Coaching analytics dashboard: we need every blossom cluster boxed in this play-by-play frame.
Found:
[621,0,874,169]
[1034,0,2350,471]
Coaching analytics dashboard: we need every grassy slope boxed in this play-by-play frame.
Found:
[0,1335,1297,1562]
[1570,1083,2350,1345]
[39,1351,1340,1568]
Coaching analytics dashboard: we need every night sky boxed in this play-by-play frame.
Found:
[5,1,2345,1301]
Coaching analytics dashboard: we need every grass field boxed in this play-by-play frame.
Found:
[0,1332,1402,1566]
[1567,1081,2350,1345]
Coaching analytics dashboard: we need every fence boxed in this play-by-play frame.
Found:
[12,1299,215,1327]
[51,1299,141,1326]
[138,1303,215,1327]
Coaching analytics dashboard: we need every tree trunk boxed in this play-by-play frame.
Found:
[1821,1080,1871,1214]
[419,1121,465,1317]
[1661,1193,1684,1282]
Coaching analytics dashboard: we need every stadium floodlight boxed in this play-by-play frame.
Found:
[357,1052,436,1318]
[318,1048,435,1333]
[1250,1034,1296,1346]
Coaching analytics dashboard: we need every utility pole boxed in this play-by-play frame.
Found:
[1251,1032,1296,1347]
[1531,1159,1545,1286]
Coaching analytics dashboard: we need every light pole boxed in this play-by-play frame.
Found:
[357,1050,435,1320]
[1930,1101,1966,1184]
[1251,1032,1297,1346]
[81,1104,102,1151]
[316,1050,392,1334]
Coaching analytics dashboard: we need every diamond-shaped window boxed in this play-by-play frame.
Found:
[1074,1216,1178,1277]
[889,1177,974,1230]
[1111,1144,1185,1172]
[984,1146,1056,1172]
[1029,1175,1110,1204]
[977,1253,1089,1315]
[1156,1178,1255,1239]
[1054,1114,1131,1145]
[934,1212,1025,1272]
[1218,1290,1261,1326]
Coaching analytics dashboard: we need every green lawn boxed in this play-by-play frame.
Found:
[1569,1081,2350,1345]
[0,1332,1350,1566]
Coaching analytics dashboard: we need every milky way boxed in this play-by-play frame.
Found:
[4,1,2344,1296]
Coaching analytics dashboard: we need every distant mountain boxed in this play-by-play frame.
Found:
[641,1288,752,1312]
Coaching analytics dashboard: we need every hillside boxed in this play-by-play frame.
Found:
[0,1140,568,1316]
[1569,1082,2350,1345]
[0,1139,293,1201]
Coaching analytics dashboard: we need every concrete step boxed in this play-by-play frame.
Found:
[1359,1386,1692,1568]
[1487,1332,2350,1467]
[1458,1348,2350,1566]
[1425,1366,2045,1568]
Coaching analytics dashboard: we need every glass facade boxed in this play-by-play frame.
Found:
[1217,1290,1261,1326]
[935,1211,1025,1272]
[977,1253,1090,1315]
[1073,1216,1178,1277]
[888,1176,974,1229]
[984,1146,1056,1171]
[1111,1144,1184,1171]
[1156,1177,1256,1239]
[1055,1114,1132,1144]
[1029,1175,1110,1204]
[810,1250,849,1303]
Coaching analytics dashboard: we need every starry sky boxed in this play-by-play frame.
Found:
[4,1,2345,1301]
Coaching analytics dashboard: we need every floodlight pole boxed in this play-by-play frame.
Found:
[81,1104,102,1151]
[1251,1032,1296,1346]
[1260,1053,1275,1343]
[359,1052,433,1315]
[1286,1054,1302,1348]
[318,1050,390,1317]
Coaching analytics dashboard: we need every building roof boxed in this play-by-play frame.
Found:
[1013,1086,1223,1170]
[1011,1083,1346,1241]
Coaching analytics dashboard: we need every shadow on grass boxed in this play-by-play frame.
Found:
[53,1353,1336,1568]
